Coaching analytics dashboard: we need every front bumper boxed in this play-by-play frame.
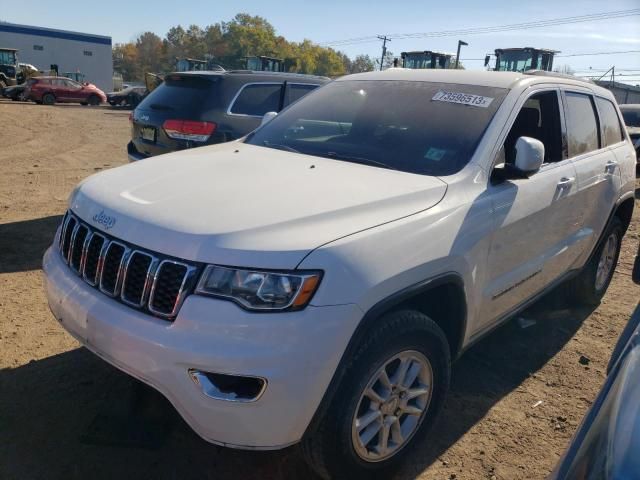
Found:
[43,246,362,449]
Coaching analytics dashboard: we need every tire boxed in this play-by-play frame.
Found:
[0,79,6,90]
[568,216,623,306]
[301,310,451,480]
[42,93,55,105]
[88,95,100,106]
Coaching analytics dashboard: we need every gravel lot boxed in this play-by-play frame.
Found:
[1,99,638,480]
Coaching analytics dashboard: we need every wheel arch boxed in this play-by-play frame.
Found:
[358,273,468,360]
[614,195,635,233]
[583,193,634,267]
[302,272,467,440]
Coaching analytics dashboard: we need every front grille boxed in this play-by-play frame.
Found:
[58,211,199,320]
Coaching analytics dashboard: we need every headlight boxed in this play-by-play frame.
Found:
[195,265,322,311]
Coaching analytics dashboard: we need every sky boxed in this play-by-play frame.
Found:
[6,0,640,82]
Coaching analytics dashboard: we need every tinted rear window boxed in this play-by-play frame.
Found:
[138,75,218,112]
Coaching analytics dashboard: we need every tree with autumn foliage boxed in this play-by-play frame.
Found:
[112,13,366,81]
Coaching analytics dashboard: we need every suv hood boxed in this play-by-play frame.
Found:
[70,143,447,269]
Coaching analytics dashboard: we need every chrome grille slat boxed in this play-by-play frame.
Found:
[60,216,77,263]
[57,211,197,320]
[70,224,89,273]
[82,232,107,286]
[121,251,157,307]
[66,222,82,265]
[99,241,129,297]
[149,260,198,317]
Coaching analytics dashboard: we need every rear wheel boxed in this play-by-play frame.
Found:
[88,95,100,106]
[568,216,623,305]
[42,93,55,105]
[0,79,6,89]
[301,310,451,479]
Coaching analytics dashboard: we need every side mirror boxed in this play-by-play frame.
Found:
[484,55,490,67]
[514,136,544,176]
[261,111,278,126]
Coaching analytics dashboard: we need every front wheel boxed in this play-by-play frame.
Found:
[88,95,100,106]
[568,216,623,305]
[301,310,451,479]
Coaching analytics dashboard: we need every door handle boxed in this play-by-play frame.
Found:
[605,160,618,174]
[557,177,575,189]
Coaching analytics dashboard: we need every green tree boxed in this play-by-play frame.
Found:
[350,54,375,73]
[135,32,164,74]
[112,13,359,79]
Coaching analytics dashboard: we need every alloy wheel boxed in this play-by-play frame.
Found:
[595,232,618,291]
[351,350,433,462]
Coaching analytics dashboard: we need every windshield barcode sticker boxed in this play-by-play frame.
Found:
[432,90,494,108]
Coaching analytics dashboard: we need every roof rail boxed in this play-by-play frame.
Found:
[523,70,594,84]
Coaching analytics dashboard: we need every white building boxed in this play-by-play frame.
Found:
[0,22,112,92]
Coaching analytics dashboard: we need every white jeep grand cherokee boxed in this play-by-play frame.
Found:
[43,69,636,479]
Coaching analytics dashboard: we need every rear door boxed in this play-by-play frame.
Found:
[481,88,582,326]
[562,89,621,264]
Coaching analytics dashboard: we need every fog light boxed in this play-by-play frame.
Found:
[188,369,266,402]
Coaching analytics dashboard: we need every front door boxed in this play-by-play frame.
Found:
[480,88,585,328]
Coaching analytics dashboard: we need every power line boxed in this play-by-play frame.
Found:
[557,50,640,57]
[320,9,640,46]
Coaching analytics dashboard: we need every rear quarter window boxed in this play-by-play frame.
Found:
[284,84,318,107]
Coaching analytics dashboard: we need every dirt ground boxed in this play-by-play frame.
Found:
[0,98,638,480]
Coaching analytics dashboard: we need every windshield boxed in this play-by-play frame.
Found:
[621,108,640,128]
[403,54,434,69]
[0,50,17,65]
[246,80,508,176]
[497,51,534,72]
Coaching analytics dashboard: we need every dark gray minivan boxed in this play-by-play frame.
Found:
[127,70,330,161]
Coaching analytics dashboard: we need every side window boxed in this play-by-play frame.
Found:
[595,97,624,146]
[229,83,282,116]
[564,92,600,157]
[503,91,563,164]
[284,84,317,107]
[66,79,82,90]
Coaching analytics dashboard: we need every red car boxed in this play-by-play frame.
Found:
[25,76,106,106]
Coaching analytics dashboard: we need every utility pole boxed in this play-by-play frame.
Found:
[455,40,468,69]
[611,66,615,86]
[378,35,391,71]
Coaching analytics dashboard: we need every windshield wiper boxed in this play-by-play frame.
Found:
[323,151,397,171]
[263,141,300,154]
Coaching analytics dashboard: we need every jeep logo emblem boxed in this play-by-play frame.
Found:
[93,210,116,230]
